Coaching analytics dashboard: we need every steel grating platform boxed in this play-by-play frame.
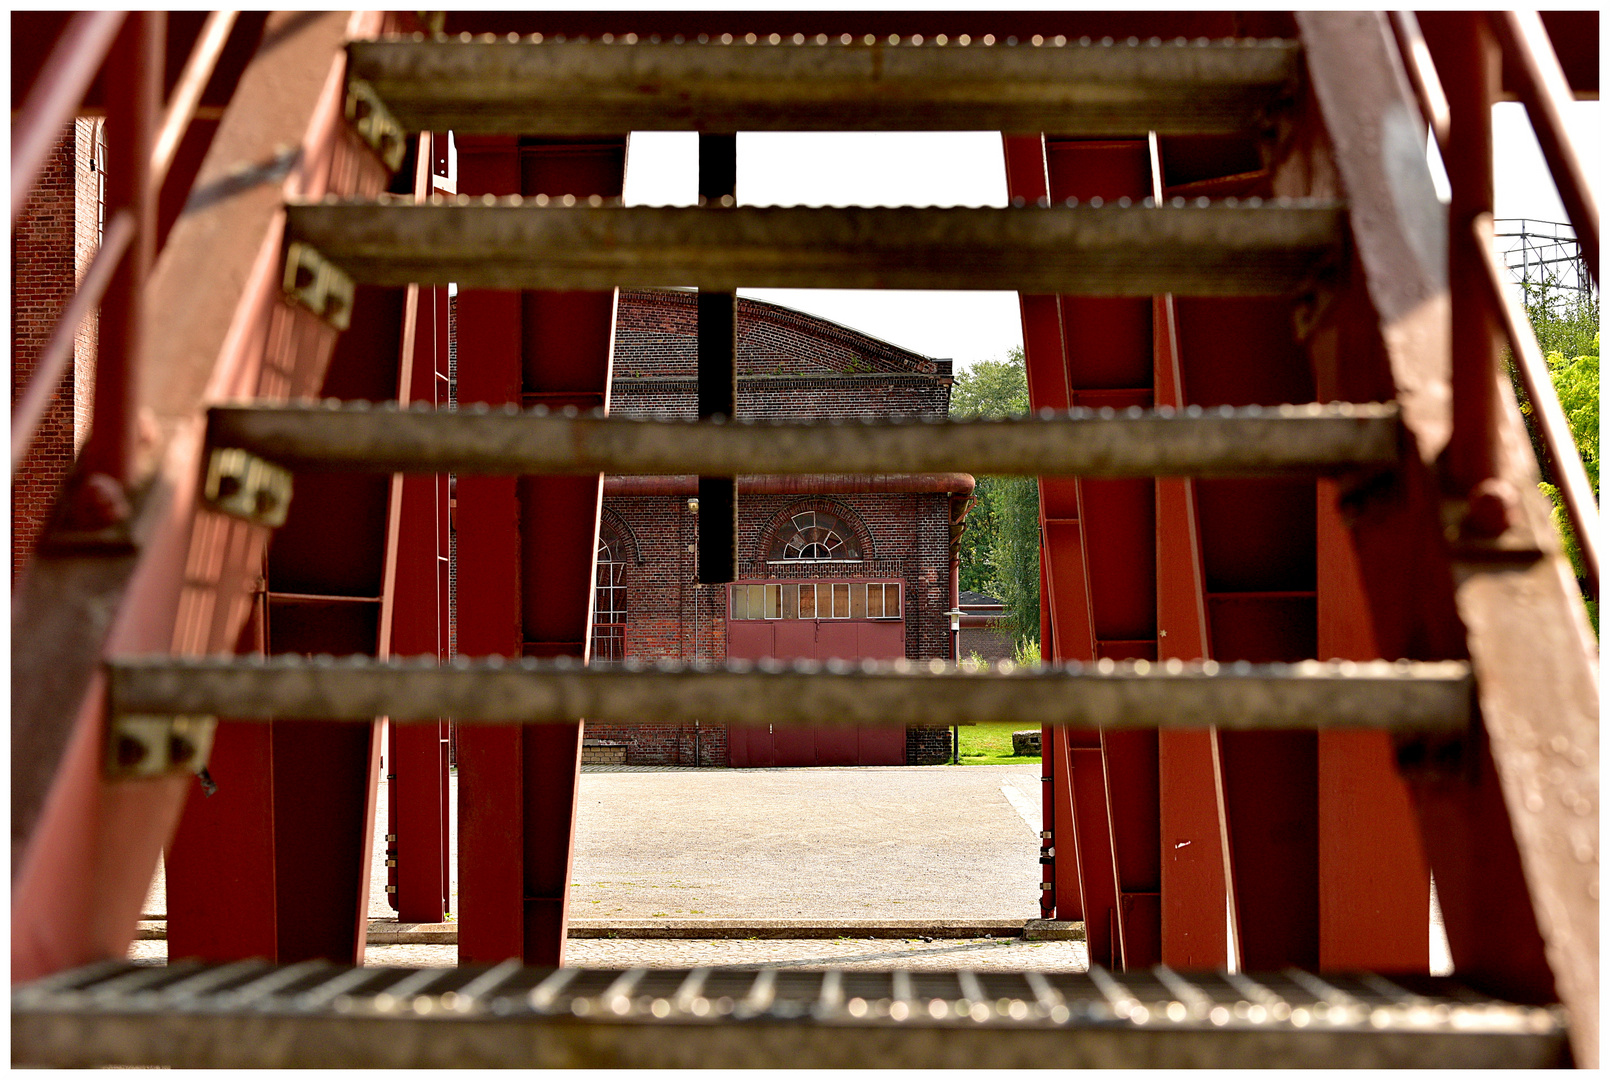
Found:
[12,961,1569,1068]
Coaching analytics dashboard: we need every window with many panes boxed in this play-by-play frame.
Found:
[768,510,863,563]
[591,535,626,662]
[728,580,902,621]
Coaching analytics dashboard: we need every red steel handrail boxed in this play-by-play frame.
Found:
[150,11,239,189]
[1388,12,1450,154]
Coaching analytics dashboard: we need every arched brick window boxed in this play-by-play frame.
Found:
[592,534,626,662]
[770,509,863,562]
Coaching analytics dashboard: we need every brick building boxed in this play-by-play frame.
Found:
[583,288,971,766]
[13,154,970,766]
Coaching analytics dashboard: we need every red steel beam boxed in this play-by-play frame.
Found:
[12,13,387,982]
[456,135,623,966]
[1440,15,1505,508]
[168,29,406,965]
[1005,133,1129,967]
[387,283,451,924]
[170,278,408,965]
[1043,136,1162,971]
[1153,284,1229,971]
[387,135,453,925]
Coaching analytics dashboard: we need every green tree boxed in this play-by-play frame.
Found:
[1509,288,1598,632]
[950,349,1040,647]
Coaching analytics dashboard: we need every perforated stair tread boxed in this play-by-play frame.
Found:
[105,654,1472,733]
[12,960,1569,1068]
[206,401,1402,478]
[281,200,1347,295]
[345,34,1302,135]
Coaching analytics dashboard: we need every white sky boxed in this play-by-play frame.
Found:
[621,102,1602,371]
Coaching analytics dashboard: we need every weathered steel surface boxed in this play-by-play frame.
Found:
[11,961,1569,1069]
[450,133,621,969]
[1299,12,1596,1066]
[10,11,378,983]
[345,36,1301,136]
[1153,291,1228,971]
[282,201,1346,295]
[105,655,1473,733]
[208,402,1400,478]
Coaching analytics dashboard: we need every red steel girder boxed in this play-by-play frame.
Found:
[11,13,397,983]
[1294,12,1571,1017]
[170,279,408,965]
[1042,136,1162,972]
[387,134,454,926]
[387,271,453,923]
[1153,287,1229,971]
[455,135,623,966]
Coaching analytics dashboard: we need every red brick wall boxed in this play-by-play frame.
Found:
[586,290,959,766]
[12,126,80,580]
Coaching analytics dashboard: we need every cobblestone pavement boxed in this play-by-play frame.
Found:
[130,937,1090,972]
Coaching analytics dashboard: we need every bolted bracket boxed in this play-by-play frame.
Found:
[106,714,217,782]
[282,240,356,330]
[203,447,293,528]
[344,77,408,172]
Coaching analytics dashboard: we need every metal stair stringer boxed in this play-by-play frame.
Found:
[1291,11,1597,1066]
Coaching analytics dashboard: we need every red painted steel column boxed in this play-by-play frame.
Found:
[456,136,623,965]
[1153,289,1229,970]
[455,136,530,963]
[388,270,451,924]
[516,139,621,961]
[1441,14,1504,504]
[1003,133,1122,966]
[169,282,409,965]
[1004,134,1077,925]
[1044,137,1162,970]
[1303,252,1433,973]
[386,133,451,925]
[1315,489,1431,972]
[1173,285,1322,970]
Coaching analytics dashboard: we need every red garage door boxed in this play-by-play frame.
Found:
[725,581,906,766]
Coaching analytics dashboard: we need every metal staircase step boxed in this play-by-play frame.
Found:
[283,200,1345,295]
[106,655,1472,733]
[346,35,1301,136]
[207,402,1401,478]
[12,960,1568,1068]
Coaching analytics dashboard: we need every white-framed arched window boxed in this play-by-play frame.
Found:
[773,510,862,562]
[592,534,626,662]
